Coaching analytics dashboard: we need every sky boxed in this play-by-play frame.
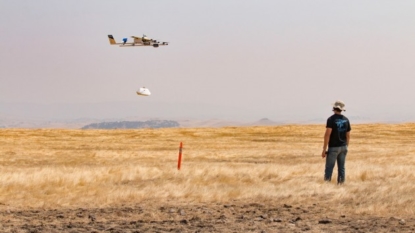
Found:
[1,0,415,122]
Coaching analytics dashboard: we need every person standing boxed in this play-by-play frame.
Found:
[322,100,351,184]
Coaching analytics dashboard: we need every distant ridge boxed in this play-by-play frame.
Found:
[82,120,179,129]
[247,118,281,126]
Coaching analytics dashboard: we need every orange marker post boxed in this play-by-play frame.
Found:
[177,142,183,170]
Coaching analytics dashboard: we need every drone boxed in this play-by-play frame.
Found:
[108,34,168,48]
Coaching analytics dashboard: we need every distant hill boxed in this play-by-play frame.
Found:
[253,118,279,125]
[81,120,179,129]
[243,118,283,126]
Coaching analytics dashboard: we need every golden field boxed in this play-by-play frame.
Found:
[1,124,415,216]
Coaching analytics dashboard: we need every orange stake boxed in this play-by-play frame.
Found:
[177,142,183,170]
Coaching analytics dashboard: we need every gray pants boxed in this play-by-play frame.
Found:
[324,145,348,184]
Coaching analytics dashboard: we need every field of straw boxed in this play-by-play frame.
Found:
[1,124,415,232]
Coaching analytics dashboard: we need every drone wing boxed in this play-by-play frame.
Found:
[131,36,144,44]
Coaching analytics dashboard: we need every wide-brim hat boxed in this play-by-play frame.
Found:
[332,100,346,111]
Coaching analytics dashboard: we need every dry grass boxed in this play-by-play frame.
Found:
[1,124,415,216]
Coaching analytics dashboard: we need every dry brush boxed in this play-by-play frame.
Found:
[1,124,414,216]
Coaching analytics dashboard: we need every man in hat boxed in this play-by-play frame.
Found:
[322,100,351,184]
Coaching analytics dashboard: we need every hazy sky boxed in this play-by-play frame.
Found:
[1,1,415,121]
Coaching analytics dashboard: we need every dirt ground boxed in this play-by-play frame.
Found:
[1,199,413,233]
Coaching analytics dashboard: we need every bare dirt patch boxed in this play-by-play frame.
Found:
[1,200,413,233]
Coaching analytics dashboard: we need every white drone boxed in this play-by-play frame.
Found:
[108,34,168,48]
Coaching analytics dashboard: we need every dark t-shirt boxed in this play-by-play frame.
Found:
[326,114,351,148]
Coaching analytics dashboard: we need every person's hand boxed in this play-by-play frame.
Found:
[321,150,326,158]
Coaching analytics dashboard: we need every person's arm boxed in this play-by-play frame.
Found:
[346,131,350,146]
[322,128,332,158]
